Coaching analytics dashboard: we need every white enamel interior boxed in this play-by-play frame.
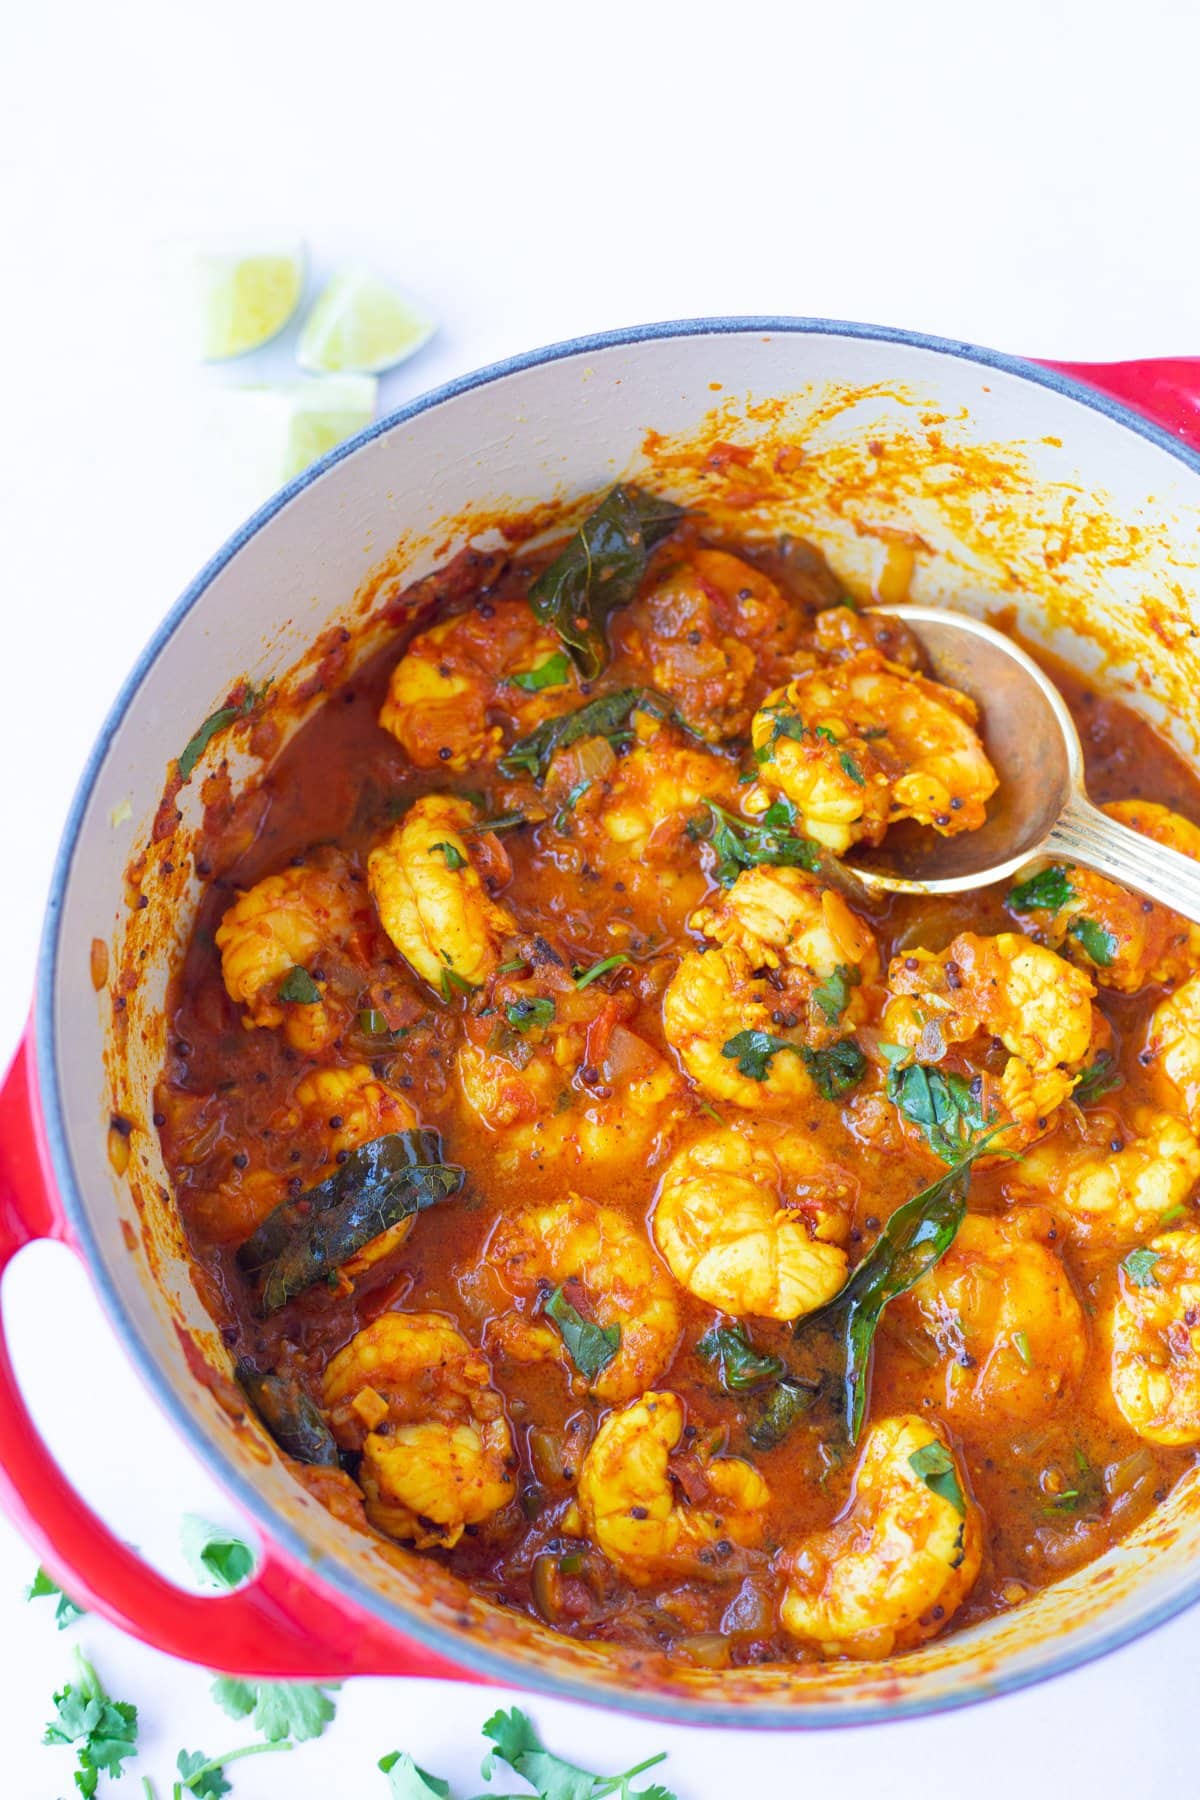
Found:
[40,323,1200,1723]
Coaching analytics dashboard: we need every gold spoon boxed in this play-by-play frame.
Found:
[843,604,1200,918]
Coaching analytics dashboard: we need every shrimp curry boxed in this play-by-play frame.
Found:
[157,490,1200,1668]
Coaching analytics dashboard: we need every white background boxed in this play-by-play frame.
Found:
[4,2,1200,1793]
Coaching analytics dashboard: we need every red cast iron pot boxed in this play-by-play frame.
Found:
[3,325,1200,1725]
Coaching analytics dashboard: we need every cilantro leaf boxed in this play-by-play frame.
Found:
[908,1440,967,1515]
[838,748,866,786]
[811,962,861,1025]
[1007,864,1076,912]
[754,708,809,763]
[178,680,271,781]
[508,651,572,693]
[210,1675,337,1742]
[1044,1446,1105,1518]
[1121,1247,1162,1288]
[721,1028,799,1082]
[544,1286,620,1381]
[696,1322,785,1391]
[379,1750,451,1799]
[1073,1051,1123,1105]
[480,1705,673,1800]
[886,1058,994,1162]
[26,1566,86,1628]
[43,1647,138,1798]
[177,1749,233,1799]
[177,1742,293,1795]
[573,954,631,989]
[180,1516,255,1591]
[702,801,820,886]
[469,811,528,833]
[800,1037,867,1101]
[439,966,476,1001]
[430,840,467,870]
[506,996,556,1032]
[1069,915,1117,967]
[277,965,321,1004]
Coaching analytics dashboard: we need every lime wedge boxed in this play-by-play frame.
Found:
[228,375,378,491]
[189,243,306,360]
[297,268,435,374]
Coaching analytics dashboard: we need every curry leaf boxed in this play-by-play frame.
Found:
[508,651,572,693]
[908,1440,966,1516]
[1007,864,1075,913]
[235,1362,341,1466]
[236,1129,464,1312]
[800,1037,867,1101]
[178,680,271,781]
[696,1322,785,1391]
[544,1286,620,1381]
[748,1379,819,1451]
[528,485,684,679]
[795,1129,1010,1442]
[499,687,683,782]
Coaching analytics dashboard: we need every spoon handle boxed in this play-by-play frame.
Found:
[1043,796,1200,926]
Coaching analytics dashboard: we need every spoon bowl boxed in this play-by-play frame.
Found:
[846,605,1200,924]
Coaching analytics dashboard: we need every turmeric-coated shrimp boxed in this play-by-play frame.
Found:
[745,646,997,854]
[652,1126,851,1321]
[1007,803,1200,994]
[216,857,362,1053]
[779,1415,983,1658]
[577,1391,769,1586]
[882,931,1100,1142]
[379,598,580,771]
[486,1195,681,1402]
[368,794,515,991]
[323,1312,515,1547]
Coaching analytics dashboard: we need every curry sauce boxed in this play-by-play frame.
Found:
[157,505,1200,1668]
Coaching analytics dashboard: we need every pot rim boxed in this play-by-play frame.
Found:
[35,315,1200,1726]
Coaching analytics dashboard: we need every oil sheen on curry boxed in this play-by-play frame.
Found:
[158,487,1200,1668]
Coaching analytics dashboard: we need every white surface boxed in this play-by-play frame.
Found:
[4,1,1200,1793]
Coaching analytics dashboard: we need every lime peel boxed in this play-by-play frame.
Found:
[226,375,378,491]
[297,267,435,374]
[188,244,306,361]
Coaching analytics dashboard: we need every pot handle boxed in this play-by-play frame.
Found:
[0,1026,475,1682]
[1040,356,1200,455]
